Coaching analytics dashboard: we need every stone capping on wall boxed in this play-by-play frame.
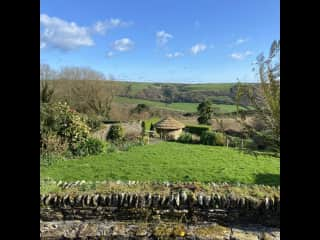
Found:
[41,179,280,190]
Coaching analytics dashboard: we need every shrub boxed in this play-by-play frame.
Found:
[141,121,146,135]
[40,102,90,154]
[40,131,68,155]
[178,132,193,143]
[131,103,150,114]
[185,125,211,136]
[72,137,106,156]
[200,131,216,145]
[86,115,102,132]
[214,132,226,146]
[107,124,124,141]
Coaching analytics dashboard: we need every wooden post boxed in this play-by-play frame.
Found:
[226,138,229,148]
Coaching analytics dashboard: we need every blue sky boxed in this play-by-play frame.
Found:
[40,0,279,83]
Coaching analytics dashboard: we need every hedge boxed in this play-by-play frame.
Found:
[184,125,211,136]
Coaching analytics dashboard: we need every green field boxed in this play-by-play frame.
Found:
[117,81,155,94]
[182,83,235,91]
[115,96,242,113]
[41,142,279,185]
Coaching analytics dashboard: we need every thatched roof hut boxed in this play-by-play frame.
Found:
[155,117,185,140]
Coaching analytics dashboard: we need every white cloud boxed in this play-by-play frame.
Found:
[40,14,94,51]
[230,50,253,60]
[112,38,134,52]
[40,41,46,49]
[228,37,249,47]
[190,43,207,55]
[235,38,248,45]
[107,51,114,57]
[156,30,173,46]
[93,18,132,35]
[166,52,184,58]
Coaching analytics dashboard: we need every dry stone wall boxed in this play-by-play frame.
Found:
[40,192,279,227]
[40,220,280,240]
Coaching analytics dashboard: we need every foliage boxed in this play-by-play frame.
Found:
[250,130,276,151]
[40,81,54,103]
[214,132,226,146]
[197,100,214,124]
[106,124,124,141]
[185,125,211,136]
[41,142,280,185]
[85,115,102,132]
[200,131,216,145]
[141,121,146,135]
[236,40,280,152]
[130,103,150,114]
[40,102,91,155]
[40,131,68,155]
[162,85,177,104]
[177,132,193,143]
[72,137,106,156]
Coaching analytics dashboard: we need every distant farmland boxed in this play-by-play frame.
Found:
[114,96,244,113]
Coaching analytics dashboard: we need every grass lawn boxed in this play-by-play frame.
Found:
[114,96,243,113]
[41,142,279,185]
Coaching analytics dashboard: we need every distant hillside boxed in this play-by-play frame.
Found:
[42,80,255,117]
[116,81,255,105]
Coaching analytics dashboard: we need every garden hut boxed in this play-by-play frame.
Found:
[155,117,185,140]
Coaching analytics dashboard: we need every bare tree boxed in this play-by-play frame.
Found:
[40,64,57,80]
[58,66,106,81]
[70,80,118,119]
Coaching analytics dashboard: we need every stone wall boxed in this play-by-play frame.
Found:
[40,192,280,227]
[40,220,280,240]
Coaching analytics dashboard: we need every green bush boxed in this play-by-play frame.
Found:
[178,132,193,143]
[185,125,211,136]
[107,124,124,141]
[214,132,226,146]
[200,131,216,145]
[73,137,106,156]
[40,102,90,155]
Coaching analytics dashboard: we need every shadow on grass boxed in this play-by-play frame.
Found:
[254,173,280,186]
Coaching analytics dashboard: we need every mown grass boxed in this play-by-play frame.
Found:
[41,142,279,185]
[114,96,243,113]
